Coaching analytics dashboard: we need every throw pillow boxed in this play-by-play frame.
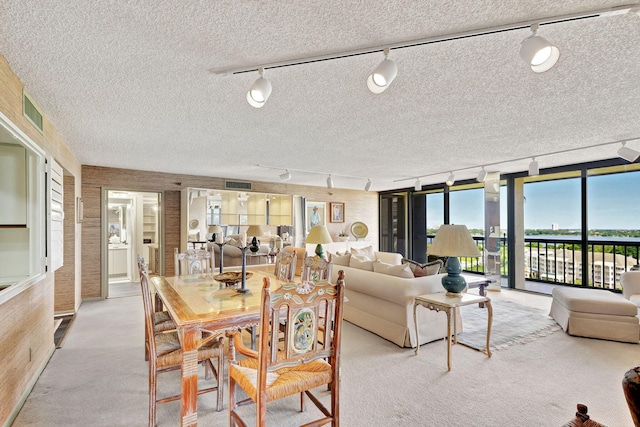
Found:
[373,260,414,278]
[329,252,351,266]
[349,254,374,271]
[351,245,375,260]
[403,258,444,277]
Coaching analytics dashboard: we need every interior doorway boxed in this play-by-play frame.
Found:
[104,190,162,298]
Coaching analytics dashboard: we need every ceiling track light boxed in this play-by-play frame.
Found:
[367,48,397,94]
[246,68,272,108]
[618,142,640,163]
[520,24,560,73]
[414,178,421,191]
[279,169,292,181]
[528,157,539,176]
[477,167,488,183]
[364,179,373,191]
[327,175,334,189]
[445,173,455,187]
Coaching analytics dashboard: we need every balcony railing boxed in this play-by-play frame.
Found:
[426,234,640,291]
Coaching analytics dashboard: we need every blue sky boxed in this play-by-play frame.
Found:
[426,171,640,230]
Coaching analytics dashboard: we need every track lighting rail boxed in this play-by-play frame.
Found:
[210,4,639,76]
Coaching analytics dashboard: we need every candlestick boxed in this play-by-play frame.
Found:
[236,245,251,294]
[214,241,228,274]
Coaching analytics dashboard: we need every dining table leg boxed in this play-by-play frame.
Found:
[180,325,200,427]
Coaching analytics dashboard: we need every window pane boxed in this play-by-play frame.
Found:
[426,192,443,234]
[450,188,484,235]
[524,179,580,232]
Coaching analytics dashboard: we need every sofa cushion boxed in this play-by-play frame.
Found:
[329,252,351,266]
[351,246,375,260]
[373,260,414,278]
[350,255,374,271]
[552,287,638,317]
[403,259,443,277]
[375,252,403,265]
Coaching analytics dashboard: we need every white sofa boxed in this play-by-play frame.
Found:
[210,234,269,267]
[329,250,458,348]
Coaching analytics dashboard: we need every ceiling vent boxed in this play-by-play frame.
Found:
[23,91,43,134]
[225,180,252,191]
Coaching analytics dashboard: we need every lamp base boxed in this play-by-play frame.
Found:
[315,243,325,259]
[441,256,467,295]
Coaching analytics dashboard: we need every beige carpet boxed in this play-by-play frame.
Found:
[12,289,638,426]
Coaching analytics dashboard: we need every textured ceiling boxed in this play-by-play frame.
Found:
[2,1,640,191]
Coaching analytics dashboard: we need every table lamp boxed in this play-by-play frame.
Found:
[306,225,333,259]
[208,225,222,243]
[245,225,264,252]
[428,224,481,295]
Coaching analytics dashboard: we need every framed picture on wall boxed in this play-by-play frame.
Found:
[306,201,326,233]
[330,202,344,223]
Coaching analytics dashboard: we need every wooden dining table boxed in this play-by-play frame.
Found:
[150,267,282,427]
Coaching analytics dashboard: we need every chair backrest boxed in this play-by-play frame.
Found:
[137,257,157,361]
[283,246,306,277]
[273,250,297,281]
[174,247,214,275]
[301,255,332,283]
[256,271,345,380]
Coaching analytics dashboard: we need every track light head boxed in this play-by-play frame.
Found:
[477,167,488,183]
[446,173,455,187]
[528,158,539,176]
[618,142,640,163]
[414,179,421,191]
[327,175,334,189]
[520,24,559,73]
[246,68,272,108]
[367,48,397,94]
[364,179,373,191]
[279,170,291,181]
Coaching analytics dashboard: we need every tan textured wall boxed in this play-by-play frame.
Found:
[0,54,81,425]
[81,165,378,299]
[0,276,55,425]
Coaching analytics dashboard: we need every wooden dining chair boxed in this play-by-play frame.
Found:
[139,262,225,426]
[273,250,297,281]
[228,271,345,427]
[137,255,176,361]
[301,255,332,283]
[174,246,214,276]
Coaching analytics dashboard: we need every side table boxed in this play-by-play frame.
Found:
[413,292,493,371]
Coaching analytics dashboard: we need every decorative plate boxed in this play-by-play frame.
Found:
[213,272,252,287]
[350,221,369,239]
[189,219,199,229]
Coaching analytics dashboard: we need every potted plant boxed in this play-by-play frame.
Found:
[337,229,349,242]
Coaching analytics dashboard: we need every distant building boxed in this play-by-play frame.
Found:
[551,223,559,231]
[524,248,635,290]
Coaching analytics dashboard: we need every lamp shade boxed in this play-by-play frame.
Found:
[208,225,222,234]
[306,225,333,259]
[306,225,333,245]
[429,225,481,258]
[245,225,264,237]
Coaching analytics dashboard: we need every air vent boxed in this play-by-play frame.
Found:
[225,180,252,190]
[23,91,43,134]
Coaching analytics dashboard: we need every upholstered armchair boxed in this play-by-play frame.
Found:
[620,271,640,308]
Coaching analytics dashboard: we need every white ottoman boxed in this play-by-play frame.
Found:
[550,287,639,343]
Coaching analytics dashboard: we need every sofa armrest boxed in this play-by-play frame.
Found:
[621,271,640,301]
